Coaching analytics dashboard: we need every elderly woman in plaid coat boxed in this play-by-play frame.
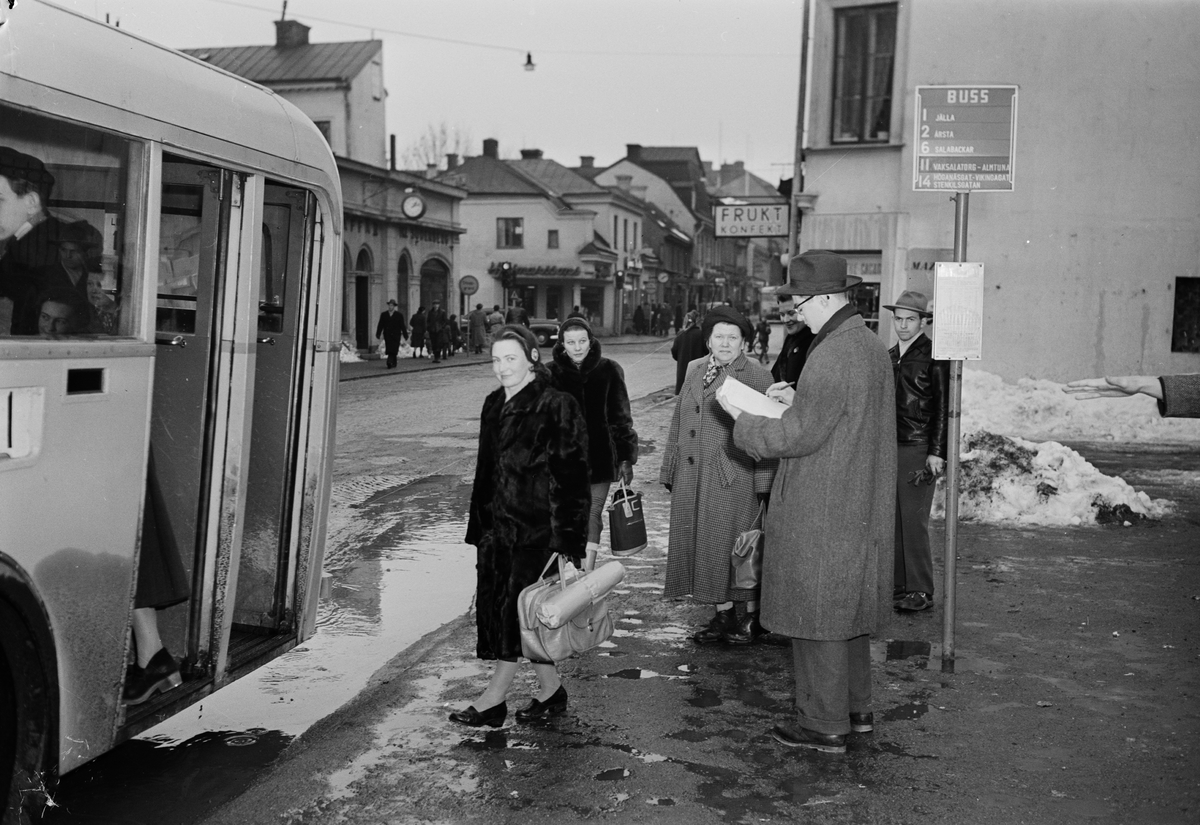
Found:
[660,306,777,646]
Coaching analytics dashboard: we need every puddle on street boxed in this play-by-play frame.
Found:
[595,768,632,781]
[688,688,723,708]
[45,730,292,824]
[887,639,932,664]
[882,701,929,723]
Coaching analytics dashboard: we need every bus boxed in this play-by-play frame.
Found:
[0,2,342,818]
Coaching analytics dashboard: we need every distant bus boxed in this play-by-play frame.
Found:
[0,2,342,817]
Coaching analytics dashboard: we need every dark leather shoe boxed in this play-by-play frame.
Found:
[771,723,846,753]
[896,592,934,612]
[449,701,507,728]
[515,686,568,722]
[693,608,737,645]
[722,611,764,645]
[849,712,874,733]
[123,648,182,705]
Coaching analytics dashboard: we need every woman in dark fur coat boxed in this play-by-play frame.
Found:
[452,325,591,728]
[547,316,638,566]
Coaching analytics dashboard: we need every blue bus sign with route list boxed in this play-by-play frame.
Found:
[913,86,1018,192]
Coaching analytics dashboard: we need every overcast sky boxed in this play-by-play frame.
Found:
[53,0,804,181]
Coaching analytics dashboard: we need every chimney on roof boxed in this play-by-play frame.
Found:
[482,138,499,159]
[520,149,544,160]
[580,156,594,169]
[615,175,632,192]
[275,18,310,48]
[631,184,648,201]
[446,153,459,171]
[425,163,438,179]
[626,144,643,163]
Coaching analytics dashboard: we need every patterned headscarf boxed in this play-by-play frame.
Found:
[702,355,725,389]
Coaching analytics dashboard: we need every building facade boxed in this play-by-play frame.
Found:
[793,0,1200,379]
[186,18,466,352]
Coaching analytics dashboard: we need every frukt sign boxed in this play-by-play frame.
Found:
[713,202,789,238]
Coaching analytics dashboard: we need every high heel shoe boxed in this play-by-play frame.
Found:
[515,685,568,722]
[449,701,507,728]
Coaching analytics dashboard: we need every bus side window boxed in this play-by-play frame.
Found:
[0,103,137,339]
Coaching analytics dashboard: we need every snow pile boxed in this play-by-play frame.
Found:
[932,432,1171,527]
[961,369,1200,443]
[930,369,1193,526]
[339,341,363,363]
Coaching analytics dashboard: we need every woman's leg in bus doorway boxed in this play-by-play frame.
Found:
[124,608,182,705]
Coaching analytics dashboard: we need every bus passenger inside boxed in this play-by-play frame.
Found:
[0,145,63,336]
[36,289,88,337]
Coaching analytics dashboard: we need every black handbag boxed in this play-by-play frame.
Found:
[607,480,647,556]
[730,504,765,589]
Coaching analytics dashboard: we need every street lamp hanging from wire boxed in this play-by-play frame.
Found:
[524,52,536,71]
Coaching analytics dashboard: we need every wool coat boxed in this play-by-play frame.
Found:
[1160,374,1200,418]
[733,312,897,640]
[546,340,638,484]
[660,352,777,603]
[465,371,591,661]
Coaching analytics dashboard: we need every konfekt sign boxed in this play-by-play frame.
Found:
[713,202,788,238]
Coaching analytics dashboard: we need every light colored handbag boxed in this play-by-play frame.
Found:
[518,553,625,663]
[730,504,765,590]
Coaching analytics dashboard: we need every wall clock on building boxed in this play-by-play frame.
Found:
[401,194,426,220]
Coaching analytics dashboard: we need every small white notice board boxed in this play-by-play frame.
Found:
[932,262,984,360]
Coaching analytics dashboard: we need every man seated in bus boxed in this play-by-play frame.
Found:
[36,288,88,337]
[0,145,67,336]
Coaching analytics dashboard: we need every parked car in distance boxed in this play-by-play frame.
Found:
[528,318,559,347]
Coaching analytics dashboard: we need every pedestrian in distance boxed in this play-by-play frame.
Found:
[661,305,778,646]
[546,317,639,567]
[670,310,707,395]
[567,304,586,321]
[448,313,463,357]
[721,250,896,754]
[505,298,530,328]
[770,293,817,388]
[633,304,645,335]
[884,291,949,613]
[410,306,427,358]
[1063,374,1200,417]
[468,303,489,354]
[375,299,409,369]
[452,325,591,728]
[426,299,448,363]
[486,304,504,335]
[674,303,683,335]
[753,317,771,364]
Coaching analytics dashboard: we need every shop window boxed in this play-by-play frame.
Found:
[832,4,897,144]
[497,217,523,249]
[0,103,139,339]
[1172,277,1200,353]
[547,229,559,249]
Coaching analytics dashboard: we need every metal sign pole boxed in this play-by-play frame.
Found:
[942,191,968,673]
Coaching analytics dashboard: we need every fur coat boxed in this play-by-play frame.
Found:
[546,340,638,484]
[660,352,777,603]
[465,370,591,660]
[733,310,897,640]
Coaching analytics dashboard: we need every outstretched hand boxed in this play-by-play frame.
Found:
[1062,376,1162,401]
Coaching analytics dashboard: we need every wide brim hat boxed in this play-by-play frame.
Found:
[700,305,753,342]
[386,299,398,305]
[883,290,932,316]
[776,250,862,296]
[0,146,55,195]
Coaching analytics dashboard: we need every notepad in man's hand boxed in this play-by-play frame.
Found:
[716,376,788,419]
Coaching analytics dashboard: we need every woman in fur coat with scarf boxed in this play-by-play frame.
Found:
[547,317,639,566]
[452,325,592,728]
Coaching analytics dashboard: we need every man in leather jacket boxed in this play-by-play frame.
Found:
[885,291,949,612]
[770,294,817,387]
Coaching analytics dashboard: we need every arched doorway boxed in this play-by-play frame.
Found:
[419,258,449,315]
[354,246,374,350]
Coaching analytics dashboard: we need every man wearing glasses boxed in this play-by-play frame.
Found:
[770,294,817,387]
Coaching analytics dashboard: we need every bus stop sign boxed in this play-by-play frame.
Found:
[913,86,1017,192]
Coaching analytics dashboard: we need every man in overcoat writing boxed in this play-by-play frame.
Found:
[718,250,896,754]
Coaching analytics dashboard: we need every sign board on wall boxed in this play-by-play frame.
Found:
[713,202,789,237]
[932,262,985,360]
[913,86,1018,192]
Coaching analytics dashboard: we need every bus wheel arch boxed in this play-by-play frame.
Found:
[0,566,60,824]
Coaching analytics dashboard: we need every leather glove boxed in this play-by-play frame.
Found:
[663,483,672,493]
[617,460,634,485]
